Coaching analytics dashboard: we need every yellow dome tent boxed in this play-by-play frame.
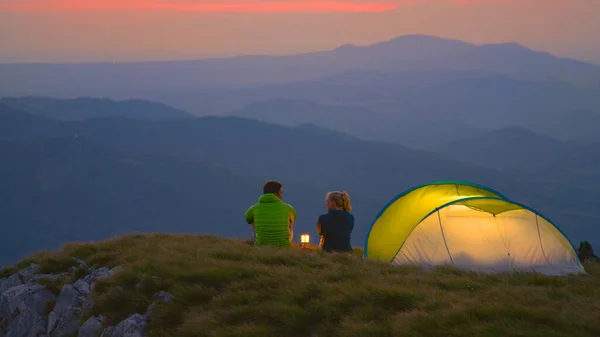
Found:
[364,181,585,275]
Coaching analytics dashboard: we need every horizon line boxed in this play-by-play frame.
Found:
[1,34,581,66]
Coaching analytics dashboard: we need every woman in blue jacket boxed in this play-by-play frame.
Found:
[316,191,354,253]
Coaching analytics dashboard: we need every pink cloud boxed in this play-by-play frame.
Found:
[0,0,506,13]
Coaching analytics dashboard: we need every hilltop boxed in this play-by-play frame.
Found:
[1,234,599,336]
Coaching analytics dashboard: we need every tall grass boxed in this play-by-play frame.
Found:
[4,234,599,337]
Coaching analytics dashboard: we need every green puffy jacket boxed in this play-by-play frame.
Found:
[244,193,297,248]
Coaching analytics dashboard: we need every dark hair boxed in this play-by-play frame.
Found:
[263,180,283,195]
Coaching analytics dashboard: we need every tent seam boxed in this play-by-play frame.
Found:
[535,215,552,265]
[438,210,455,265]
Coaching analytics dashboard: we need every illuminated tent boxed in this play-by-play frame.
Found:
[364,181,585,275]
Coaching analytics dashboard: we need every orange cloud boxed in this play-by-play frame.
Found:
[0,0,504,13]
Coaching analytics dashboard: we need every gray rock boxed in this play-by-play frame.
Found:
[0,283,56,337]
[20,285,55,315]
[144,291,174,318]
[0,264,40,295]
[85,268,111,283]
[17,264,39,281]
[154,291,173,303]
[0,275,23,295]
[47,284,94,337]
[1,284,46,316]
[73,258,88,268]
[73,279,91,296]
[109,266,122,276]
[100,314,147,337]
[69,258,88,274]
[100,327,115,337]
[3,308,47,337]
[47,266,121,337]
[78,316,104,337]
[80,267,117,293]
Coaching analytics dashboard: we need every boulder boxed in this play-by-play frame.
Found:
[0,283,56,337]
[0,275,22,295]
[154,291,173,303]
[47,284,94,337]
[84,268,111,283]
[144,291,174,318]
[78,316,104,337]
[100,314,147,337]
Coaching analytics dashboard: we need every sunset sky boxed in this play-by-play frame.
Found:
[1,0,599,63]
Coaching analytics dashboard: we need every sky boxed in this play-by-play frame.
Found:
[0,0,599,64]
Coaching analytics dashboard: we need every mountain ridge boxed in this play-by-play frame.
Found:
[0,96,194,121]
[0,35,592,67]
[2,34,598,106]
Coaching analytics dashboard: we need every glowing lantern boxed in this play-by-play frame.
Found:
[300,233,310,248]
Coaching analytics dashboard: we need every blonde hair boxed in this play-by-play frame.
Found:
[326,191,352,212]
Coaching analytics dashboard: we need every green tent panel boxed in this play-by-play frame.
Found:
[364,181,585,275]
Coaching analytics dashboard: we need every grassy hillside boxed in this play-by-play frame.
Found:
[4,234,599,337]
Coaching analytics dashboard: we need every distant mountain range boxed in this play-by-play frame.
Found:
[1,101,599,266]
[434,128,571,170]
[227,99,488,149]
[2,34,599,114]
[432,127,600,192]
[229,97,600,147]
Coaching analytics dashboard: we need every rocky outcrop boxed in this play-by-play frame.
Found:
[48,267,120,337]
[0,262,170,337]
[100,314,147,337]
[0,283,56,337]
[0,264,40,294]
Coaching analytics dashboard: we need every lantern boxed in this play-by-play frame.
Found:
[300,233,310,248]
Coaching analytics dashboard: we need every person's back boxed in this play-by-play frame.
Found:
[317,191,354,253]
[245,181,296,248]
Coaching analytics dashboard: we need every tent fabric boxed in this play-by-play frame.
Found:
[365,181,505,262]
[365,181,585,275]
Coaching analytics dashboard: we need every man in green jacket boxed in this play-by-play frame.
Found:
[245,180,297,248]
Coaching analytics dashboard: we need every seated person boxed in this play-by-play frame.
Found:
[316,191,354,253]
[245,180,296,248]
